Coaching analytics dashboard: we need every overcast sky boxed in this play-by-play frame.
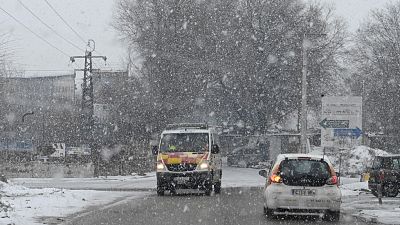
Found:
[0,0,124,76]
[0,0,397,77]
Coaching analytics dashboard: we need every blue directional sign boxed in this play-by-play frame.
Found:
[333,127,362,138]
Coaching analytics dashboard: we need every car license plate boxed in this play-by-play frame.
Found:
[174,177,190,184]
[292,189,316,196]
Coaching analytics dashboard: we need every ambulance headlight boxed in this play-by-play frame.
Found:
[157,162,165,170]
[199,162,209,170]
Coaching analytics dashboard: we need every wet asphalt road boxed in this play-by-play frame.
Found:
[65,187,373,225]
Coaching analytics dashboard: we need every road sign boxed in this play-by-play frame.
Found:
[321,96,362,149]
[320,118,349,129]
[333,127,362,138]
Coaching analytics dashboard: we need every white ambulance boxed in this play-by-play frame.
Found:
[152,123,222,196]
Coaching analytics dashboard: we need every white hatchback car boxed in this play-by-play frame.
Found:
[259,154,341,221]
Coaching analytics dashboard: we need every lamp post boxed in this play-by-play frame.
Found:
[19,111,34,151]
[22,111,34,123]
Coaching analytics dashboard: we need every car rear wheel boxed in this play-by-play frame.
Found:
[324,210,340,221]
[170,188,177,196]
[263,206,274,218]
[156,186,165,196]
[203,180,213,196]
[214,180,222,194]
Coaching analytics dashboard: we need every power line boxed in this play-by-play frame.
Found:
[17,0,84,52]
[43,0,86,45]
[0,6,70,57]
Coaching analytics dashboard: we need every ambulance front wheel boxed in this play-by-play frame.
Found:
[204,181,212,196]
[214,180,222,194]
[157,185,165,196]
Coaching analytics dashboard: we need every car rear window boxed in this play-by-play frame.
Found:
[279,159,331,187]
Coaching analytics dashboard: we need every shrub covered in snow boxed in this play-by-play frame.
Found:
[0,182,13,219]
[311,146,389,176]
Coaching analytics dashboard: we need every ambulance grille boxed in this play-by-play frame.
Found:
[166,163,197,172]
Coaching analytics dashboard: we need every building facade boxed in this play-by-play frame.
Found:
[0,74,77,151]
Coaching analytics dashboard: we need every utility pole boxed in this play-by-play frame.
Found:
[70,40,106,177]
[361,79,365,145]
[300,33,326,154]
[300,35,308,154]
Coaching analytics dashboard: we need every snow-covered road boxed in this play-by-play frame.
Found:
[1,166,400,225]
[9,166,265,191]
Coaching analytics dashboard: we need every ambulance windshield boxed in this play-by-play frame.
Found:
[160,133,209,153]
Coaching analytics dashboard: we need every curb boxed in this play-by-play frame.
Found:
[26,185,264,192]
[27,186,156,192]
[352,214,386,225]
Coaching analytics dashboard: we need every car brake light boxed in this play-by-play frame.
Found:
[269,174,282,184]
[326,175,338,185]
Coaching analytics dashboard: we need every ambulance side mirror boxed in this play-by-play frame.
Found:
[151,146,158,155]
[211,144,220,154]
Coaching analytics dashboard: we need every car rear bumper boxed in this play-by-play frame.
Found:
[273,208,326,216]
[264,183,341,212]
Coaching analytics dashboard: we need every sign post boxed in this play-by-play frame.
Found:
[321,96,363,149]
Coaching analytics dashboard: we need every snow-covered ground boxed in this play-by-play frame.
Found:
[341,180,400,225]
[312,146,400,224]
[2,146,400,225]
[2,166,263,225]
[0,181,148,225]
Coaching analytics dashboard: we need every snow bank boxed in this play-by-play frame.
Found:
[345,146,389,175]
[0,181,147,225]
[1,181,60,197]
[311,146,390,175]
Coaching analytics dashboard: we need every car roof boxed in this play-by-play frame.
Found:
[276,153,332,164]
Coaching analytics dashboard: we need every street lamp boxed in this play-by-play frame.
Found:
[22,111,34,123]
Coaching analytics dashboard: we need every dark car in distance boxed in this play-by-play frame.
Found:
[368,155,400,197]
[227,147,263,167]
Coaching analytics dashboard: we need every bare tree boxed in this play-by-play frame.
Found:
[351,2,400,138]
[0,33,17,78]
[113,0,347,134]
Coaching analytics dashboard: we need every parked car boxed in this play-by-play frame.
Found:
[368,155,400,197]
[227,147,263,167]
[259,154,341,221]
[227,137,269,167]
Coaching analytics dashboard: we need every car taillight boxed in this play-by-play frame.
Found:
[269,174,282,184]
[326,175,338,185]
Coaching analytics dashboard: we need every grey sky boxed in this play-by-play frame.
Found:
[318,0,395,30]
[0,0,396,77]
[0,0,124,76]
